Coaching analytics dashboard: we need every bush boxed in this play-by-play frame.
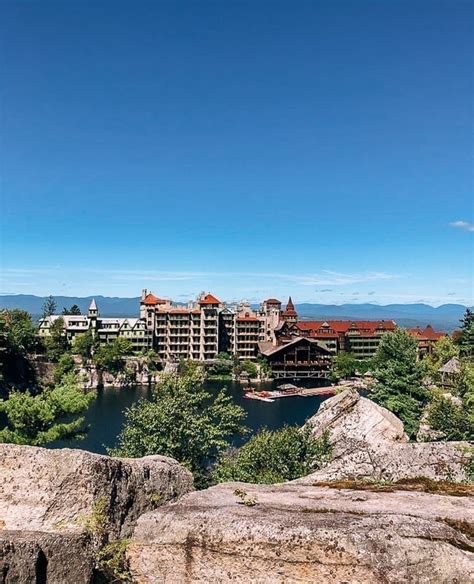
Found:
[110,371,247,488]
[93,338,132,374]
[214,426,332,484]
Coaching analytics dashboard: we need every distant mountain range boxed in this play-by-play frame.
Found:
[0,294,470,332]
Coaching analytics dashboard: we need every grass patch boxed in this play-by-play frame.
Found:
[312,477,474,497]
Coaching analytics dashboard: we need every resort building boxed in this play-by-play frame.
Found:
[140,290,273,362]
[38,299,153,353]
[407,325,447,356]
[270,299,397,359]
[38,292,448,367]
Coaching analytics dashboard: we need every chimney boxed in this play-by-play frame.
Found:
[141,289,147,301]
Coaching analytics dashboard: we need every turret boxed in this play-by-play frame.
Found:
[282,296,297,323]
[88,299,98,336]
[88,298,98,317]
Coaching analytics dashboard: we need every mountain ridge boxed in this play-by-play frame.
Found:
[0,294,470,331]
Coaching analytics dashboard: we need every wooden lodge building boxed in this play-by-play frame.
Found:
[258,337,333,378]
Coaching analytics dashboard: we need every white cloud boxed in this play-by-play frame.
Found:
[449,220,474,232]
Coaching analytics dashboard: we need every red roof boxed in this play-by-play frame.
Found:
[143,293,167,306]
[408,325,446,341]
[199,293,221,305]
[265,298,281,305]
[297,320,396,335]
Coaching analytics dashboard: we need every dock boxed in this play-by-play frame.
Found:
[244,386,337,402]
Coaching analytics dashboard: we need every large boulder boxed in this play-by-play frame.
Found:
[127,481,474,583]
[303,389,472,483]
[0,444,193,583]
[306,388,408,456]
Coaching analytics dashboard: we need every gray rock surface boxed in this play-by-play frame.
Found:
[302,389,472,483]
[0,444,193,583]
[127,481,474,583]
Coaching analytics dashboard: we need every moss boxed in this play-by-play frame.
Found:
[149,492,162,507]
[312,477,474,497]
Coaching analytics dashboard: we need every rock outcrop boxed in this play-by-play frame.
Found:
[78,357,162,389]
[301,389,472,483]
[1,391,473,583]
[127,481,474,583]
[0,444,193,583]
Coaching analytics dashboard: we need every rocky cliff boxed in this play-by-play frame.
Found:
[0,390,472,583]
[0,445,193,583]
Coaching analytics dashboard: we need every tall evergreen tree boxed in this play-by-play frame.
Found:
[371,329,428,438]
[42,295,57,318]
[457,308,474,360]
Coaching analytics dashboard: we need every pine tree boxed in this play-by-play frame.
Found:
[42,295,57,318]
[457,308,474,360]
[371,329,428,438]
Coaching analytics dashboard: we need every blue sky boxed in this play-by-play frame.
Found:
[1,0,473,305]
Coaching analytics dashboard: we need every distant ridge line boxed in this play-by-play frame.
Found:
[0,294,470,332]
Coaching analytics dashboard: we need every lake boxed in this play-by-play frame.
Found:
[49,378,332,454]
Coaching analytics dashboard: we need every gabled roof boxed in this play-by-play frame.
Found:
[439,356,461,374]
[407,325,446,341]
[143,293,167,306]
[199,293,221,305]
[258,336,332,357]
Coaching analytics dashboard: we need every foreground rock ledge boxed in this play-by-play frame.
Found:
[128,481,474,584]
[0,444,193,583]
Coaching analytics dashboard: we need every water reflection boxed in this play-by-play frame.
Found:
[49,378,331,454]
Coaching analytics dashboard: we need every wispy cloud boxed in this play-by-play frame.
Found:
[449,220,474,232]
[67,268,399,286]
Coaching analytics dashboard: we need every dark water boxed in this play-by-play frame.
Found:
[49,378,331,454]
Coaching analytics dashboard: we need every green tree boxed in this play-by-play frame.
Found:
[42,295,57,318]
[214,426,332,484]
[72,331,97,360]
[0,310,38,388]
[235,359,258,379]
[1,310,37,355]
[110,371,247,487]
[208,353,234,379]
[53,352,76,384]
[426,336,459,382]
[44,317,69,362]
[93,338,132,374]
[62,304,81,315]
[0,372,94,445]
[333,352,358,379]
[457,308,474,360]
[427,394,473,441]
[371,329,428,438]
